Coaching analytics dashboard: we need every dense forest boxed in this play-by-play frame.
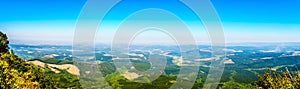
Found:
[1,31,300,89]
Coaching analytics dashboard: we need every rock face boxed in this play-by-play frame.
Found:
[29,60,80,75]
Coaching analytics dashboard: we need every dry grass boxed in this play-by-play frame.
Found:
[121,71,140,80]
[29,60,80,75]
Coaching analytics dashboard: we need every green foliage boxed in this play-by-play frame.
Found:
[0,32,9,53]
[99,62,117,76]
[0,31,41,88]
[57,60,73,64]
[0,49,82,89]
[221,71,255,89]
[0,52,41,89]
[37,58,60,64]
[44,69,82,88]
[221,81,254,89]
[255,68,300,89]
[0,31,81,89]
[132,61,151,72]
[192,78,204,89]
[104,69,206,89]
[105,70,125,89]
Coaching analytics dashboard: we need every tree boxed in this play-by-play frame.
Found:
[0,52,41,89]
[256,68,300,89]
[0,32,9,53]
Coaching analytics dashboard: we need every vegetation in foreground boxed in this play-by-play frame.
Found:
[1,31,300,89]
[0,32,81,89]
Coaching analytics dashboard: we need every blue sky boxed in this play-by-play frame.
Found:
[0,0,300,45]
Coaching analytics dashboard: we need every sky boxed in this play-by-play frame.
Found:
[0,0,300,45]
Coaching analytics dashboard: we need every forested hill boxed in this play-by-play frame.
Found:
[0,32,81,89]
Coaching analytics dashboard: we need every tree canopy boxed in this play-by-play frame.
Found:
[0,31,81,89]
[0,32,9,53]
